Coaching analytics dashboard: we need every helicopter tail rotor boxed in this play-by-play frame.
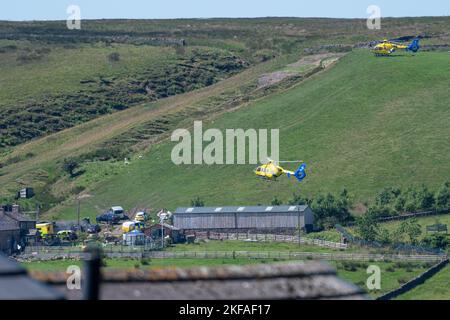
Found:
[287,163,307,182]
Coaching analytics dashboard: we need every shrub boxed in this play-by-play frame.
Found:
[108,52,120,62]
[421,233,449,249]
[386,265,396,272]
[341,261,360,272]
[62,159,79,177]
[191,196,205,207]
[397,277,409,285]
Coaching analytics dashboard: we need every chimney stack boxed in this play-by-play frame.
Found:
[12,204,20,215]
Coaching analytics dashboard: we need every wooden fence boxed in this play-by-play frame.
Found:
[143,251,445,262]
[193,231,348,249]
[18,248,445,263]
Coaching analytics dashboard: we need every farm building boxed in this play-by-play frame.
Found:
[0,205,36,254]
[173,205,314,233]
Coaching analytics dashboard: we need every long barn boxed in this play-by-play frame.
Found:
[173,205,314,233]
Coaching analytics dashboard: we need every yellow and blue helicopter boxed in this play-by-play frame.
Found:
[372,37,420,56]
[254,158,306,182]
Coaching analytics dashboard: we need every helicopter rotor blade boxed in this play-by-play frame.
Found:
[277,160,303,163]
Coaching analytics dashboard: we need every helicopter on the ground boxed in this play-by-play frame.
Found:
[372,37,420,56]
[254,158,306,182]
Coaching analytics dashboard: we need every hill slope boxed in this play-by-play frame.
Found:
[48,49,450,218]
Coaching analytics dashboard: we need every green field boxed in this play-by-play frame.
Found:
[42,49,450,219]
[395,265,450,300]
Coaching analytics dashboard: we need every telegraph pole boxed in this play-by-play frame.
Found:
[77,198,81,230]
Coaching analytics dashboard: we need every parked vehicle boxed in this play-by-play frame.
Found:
[57,230,78,241]
[96,206,128,224]
[110,206,128,219]
[86,224,101,234]
[36,222,55,239]
[134,211,149,222]
[122,221,144,233]
[96,212,120,224]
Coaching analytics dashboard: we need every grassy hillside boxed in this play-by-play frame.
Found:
[1,16,449,149]
[0,52,300,212]
[0,40,248,147]
[395,265,450,300]
[1,17,449,219]
[44,49,450,219]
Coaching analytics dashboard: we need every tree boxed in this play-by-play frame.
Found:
[435,181,450,209]
[356,212,379,242]
[397,218,422,244]
[416,185,435,210]
[375,187,401,207]
[377,226,392,245]
[311,191,353,229]
[394,194,406,213]
[271,197,282,205]
[190,196,204,207]
[422,233,449,249]
[288,193,311,206]
[63,159,79,177]
[376,187,393,207]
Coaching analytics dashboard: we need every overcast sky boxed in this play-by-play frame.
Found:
[1,0,449,21]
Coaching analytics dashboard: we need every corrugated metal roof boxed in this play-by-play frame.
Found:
[174,205,309,214]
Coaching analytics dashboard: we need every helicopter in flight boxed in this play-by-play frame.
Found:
[254,158,306,182]
[372,37,420,56]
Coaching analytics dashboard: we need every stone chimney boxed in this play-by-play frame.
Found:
[12,204,20,215]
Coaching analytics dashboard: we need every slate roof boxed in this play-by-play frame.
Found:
[175,205,309,215]
[0,254,64,299]
[0,222,19,231]
[31,261,368,300]
[6,211,35,222]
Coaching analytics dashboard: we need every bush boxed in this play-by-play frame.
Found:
[435,181,450,209]
[397,277,409,285]
[386,265,396,272]
[340,261,362,272]
[191,196,205,207]
[62,159,79,177]
[108,52,120,62]
[422,233,449,249]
